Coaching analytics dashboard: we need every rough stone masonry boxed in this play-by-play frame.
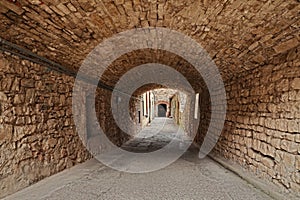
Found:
[0,0,299,198]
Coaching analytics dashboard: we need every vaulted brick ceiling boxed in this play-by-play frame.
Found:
[0,0,299,85]
[101,49,207,90]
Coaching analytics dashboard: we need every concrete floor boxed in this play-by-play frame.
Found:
[3,118,273,200]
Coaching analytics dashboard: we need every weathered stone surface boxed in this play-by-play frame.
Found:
[213,39,300,194]
[273,38,299,54]
[281,140,299,154]
[271,138,281,149]
[287,120,299,133]
[0,0,298,82]
[261,157,275,169]
[21,79,35,88]
[0,0,24,15]
[282,152,295,167]
[291,78,300,90]
[0,54,91,198]
[47,138,58,148]
[25,89,35,104]
[57,3,71,15]
[0,124,13,145]
[296,157,300,170]
[13,94,25,104]
[0,91,7,101]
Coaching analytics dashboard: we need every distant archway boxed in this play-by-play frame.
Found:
[157,104,167,117]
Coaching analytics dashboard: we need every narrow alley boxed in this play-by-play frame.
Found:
[0,1,299,199]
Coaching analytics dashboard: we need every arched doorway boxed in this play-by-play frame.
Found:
[158,104,167,117]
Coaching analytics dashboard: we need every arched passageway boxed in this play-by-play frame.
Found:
[157,104,167,117]
[0,0,299,199]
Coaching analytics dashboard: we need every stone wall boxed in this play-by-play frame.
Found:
[170,93,180,124]
[214,47,300,194]
[0,52,134,198]
[95,88,131,145]
[153,89,177,117]
[169,91,198,139]
[0,52,92,197]
[193,87,211,146]
[170,92,189,126]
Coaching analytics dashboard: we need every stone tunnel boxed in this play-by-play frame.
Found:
[0,0,299,199]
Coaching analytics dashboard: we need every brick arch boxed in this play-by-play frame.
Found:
[101,49,206,93]
[1,0,295,81]
[156,100,169,106]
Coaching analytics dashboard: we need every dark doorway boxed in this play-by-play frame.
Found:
[158,104,167,117]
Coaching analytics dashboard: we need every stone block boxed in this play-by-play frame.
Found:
[261,157,274,169]
[27,0,41,5]
[57,3,71,15]
[275,150,284,162]
[281,140,298,154]
[114,0,125,5]
[294,172,300,184]
[67,3,77,12]
[1,77,13,91]
[21,79,35,88]
[16,144,32,160]
[267,103,277,113]
[248,41,259,51]
[275,79,289,92]
[0,0,24,15]
[266,144,276,158]
[275,119,287,132]
[258,103,267,112]
[50,5,65,16]
[258,132,267,141]
[296,156,300,170]
[259,142,270,157]
[266,168,276,178]
[287,120,299,133]
[296,134,300,143]
[11,78,20,91]
[282,151,295,166]
[252,54,265,64]
[244,137,252,147]
[273,38,299,53]
[265,119,276,129]
[13,126,36,141]
[13,94,25,104]
[253,139,260,151]
[248,148,255,159]
[25,89,35,104]
[271,138,281,149]
[291,78,300,90]
[289,90,300,101]
[0,124,13,144]
[0,92,7,101]
[284,134,294,142]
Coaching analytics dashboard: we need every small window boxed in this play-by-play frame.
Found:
[194,93,199,119]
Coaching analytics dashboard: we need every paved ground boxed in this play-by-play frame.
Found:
[121,118,191,153]
[3,118,273,200]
